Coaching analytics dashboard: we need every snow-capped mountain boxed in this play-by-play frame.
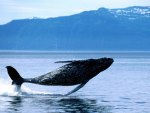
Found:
[110,6,150,18]
[0,6,150,51]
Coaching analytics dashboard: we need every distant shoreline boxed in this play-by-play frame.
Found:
[0,50,150,59]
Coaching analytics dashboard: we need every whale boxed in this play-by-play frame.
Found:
[6,58,113,95]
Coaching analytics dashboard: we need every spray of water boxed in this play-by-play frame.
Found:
[0,78,19,96]
[0,78,50,96]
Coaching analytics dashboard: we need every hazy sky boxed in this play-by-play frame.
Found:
[0,0,150,24]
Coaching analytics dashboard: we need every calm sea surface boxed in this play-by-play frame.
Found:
[0,51,150,113]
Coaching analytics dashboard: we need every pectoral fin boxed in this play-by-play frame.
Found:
[64,80,89,96]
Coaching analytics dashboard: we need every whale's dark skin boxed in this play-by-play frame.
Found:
[6,58,113,95]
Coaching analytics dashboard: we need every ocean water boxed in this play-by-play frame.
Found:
[0,51,150,113]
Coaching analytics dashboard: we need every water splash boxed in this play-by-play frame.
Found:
[0,78,19,96]
[21,85,52,95]
[0,78,51,96]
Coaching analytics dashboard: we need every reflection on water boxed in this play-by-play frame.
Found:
[0,95,112,113]
[31,95,112,113]
[9,96,22,112]
[1,96,22,113]
[57,97,112,113]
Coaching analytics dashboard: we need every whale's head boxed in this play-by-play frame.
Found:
[95,58,114,71]
[85,58,114,78]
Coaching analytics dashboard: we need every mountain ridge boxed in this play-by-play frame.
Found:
[0,6,150,51]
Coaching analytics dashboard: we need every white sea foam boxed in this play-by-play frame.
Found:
[0,78,19,96]
[21,85,51,95]
[0,78,50,96]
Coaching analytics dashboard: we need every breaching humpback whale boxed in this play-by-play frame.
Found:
[6,58,113,96]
